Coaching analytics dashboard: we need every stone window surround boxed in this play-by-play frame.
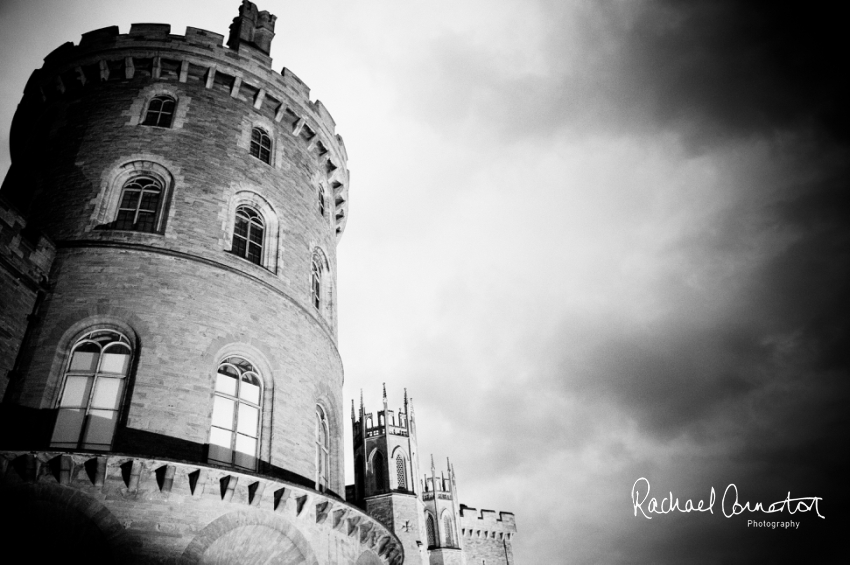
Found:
[125,83,189,129]
[223,189,280,273]
[89,157,177,235]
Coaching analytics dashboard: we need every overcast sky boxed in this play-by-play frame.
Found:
[1,1,847,563]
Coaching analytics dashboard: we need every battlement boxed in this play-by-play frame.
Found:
[459,505,517,534]
[0,198,55,288]
[15,3,350,236]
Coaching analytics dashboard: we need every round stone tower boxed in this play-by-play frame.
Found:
[0,3,401,564]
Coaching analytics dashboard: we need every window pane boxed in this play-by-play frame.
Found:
[247,244,262,265]
[240,378,260,404]
[215,372,238,396]
[119,189,140,209]
[237,403,259,437]
[212,396,235,429]
[60,376,92,407]
[135,211,156,233]
[235,433,257,455]
[234,448,257,469]
[114,210,136,231]
[91,377,124,410]
[248,225,263,244]
[51,408,85,448]
[82,409,117,450]
[70,346,99,372]
[209,427,231,448]
[139,190,160,211]
[101,349,130,374]
[208,428,233,464]
[234,217,248,238]
[232,237,247,257]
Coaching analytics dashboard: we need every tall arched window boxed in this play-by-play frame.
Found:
[426,514,436,548]
[373,451,385,492]
[142,95,175,127]
[311,255,322,310]
[316,405,330,491]
[231,205,265,265]
[318,187,326,217]
[443,513,455,547]
[209,356,262,470]
[396,454,407,490]
[114,175,163,233]
[51,330,132,451]
[250,127,272,164]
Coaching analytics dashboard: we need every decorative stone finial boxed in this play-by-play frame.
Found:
[227,1,276,55]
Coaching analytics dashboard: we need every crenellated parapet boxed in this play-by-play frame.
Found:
[13,15,349,236]
[459,505,517,541]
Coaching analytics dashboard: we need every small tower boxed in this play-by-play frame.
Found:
[423,457,465,565]
[352,386,428,564]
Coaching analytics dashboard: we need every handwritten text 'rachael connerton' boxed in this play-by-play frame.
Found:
[631,477,825,520]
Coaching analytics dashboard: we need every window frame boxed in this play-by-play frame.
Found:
[50,329,134,452]
[316,405,330,491]
[92,160,175,235]
[141,95,176,128]
[426,513,437,548]
[230,205,266,266]
[208,356,263,471]
[224,191,279,273]
[112,174,164,233]
[250,127,272,164]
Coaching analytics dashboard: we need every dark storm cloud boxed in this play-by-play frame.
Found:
[402,1,850,151]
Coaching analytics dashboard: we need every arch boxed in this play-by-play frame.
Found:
[390,446,409,491]
[370,448,385,493]
[315,404,330,491]
[231,205,265,265]
[179,510,318,565]
[208,356,263,470]
[317,183,327,219]
[310,247,332,320]
[207,342,275,469]
[127,84,188,129]
[0,482,125,563]
[440,509,455,547]
[46,317,140,450]
[223,190,280,272]
[425,512,436,548]
[142,94,176,127]
[250,126,272,164]
[355,550,383,565]
[92,159,175,234]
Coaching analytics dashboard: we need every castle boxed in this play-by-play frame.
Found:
[0,2,515,563]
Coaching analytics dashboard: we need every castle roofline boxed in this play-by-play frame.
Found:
[21,20,350,236]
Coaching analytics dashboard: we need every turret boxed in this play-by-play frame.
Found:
[0,3,401,564]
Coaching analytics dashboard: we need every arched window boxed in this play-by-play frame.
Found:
[114,175,163,233]
[250,127,272,164]
[51,330,132,451]
[396,454,407,490]
[208,356,262,470]
[311,255,322,310]
[373,451,385,492]
[316,405,330,491]
[231,205,265,265]
[318,187,326,217]
[426,514,436,548]
[443,513,455,547]
[141,95,175,128]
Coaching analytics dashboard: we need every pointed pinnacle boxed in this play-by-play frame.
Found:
[382,382,387,400]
